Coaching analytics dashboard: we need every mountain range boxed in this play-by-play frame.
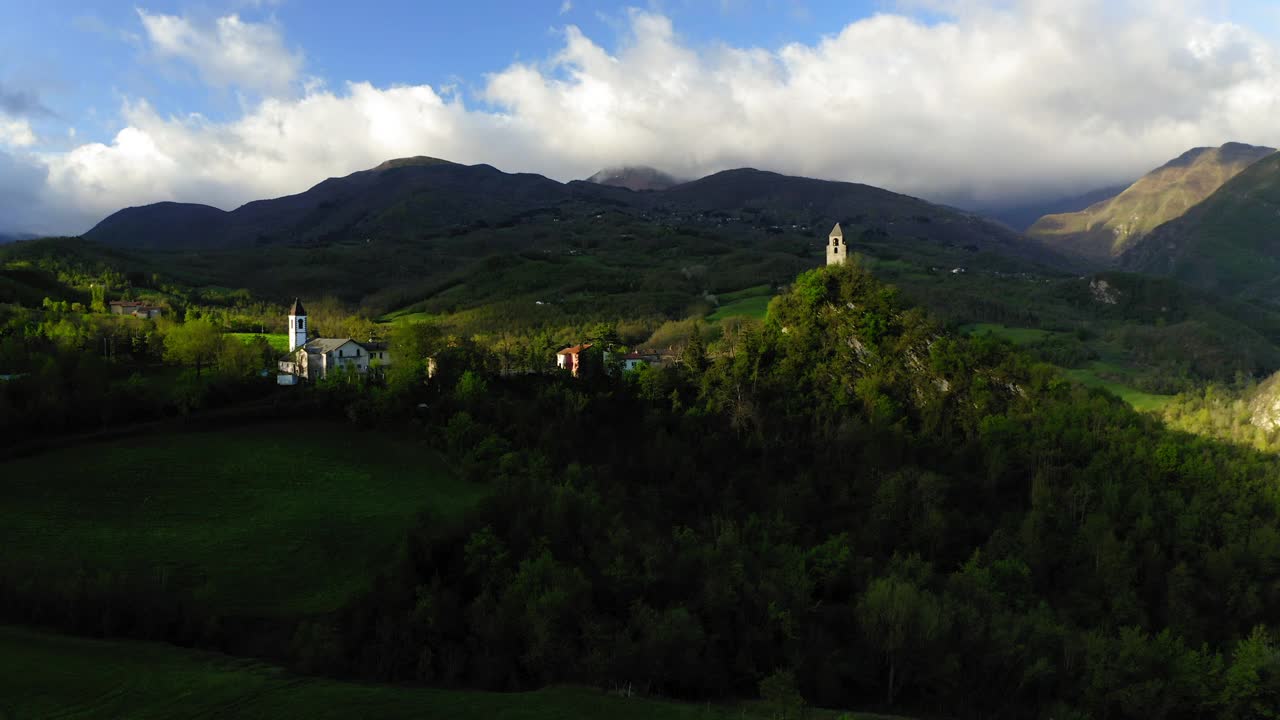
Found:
[84,157,1065,268]
[1121,150,1280,298]
[1028,142,1276,261]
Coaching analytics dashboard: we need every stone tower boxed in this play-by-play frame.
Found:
[826,223,847,266]
[288,297,308,352]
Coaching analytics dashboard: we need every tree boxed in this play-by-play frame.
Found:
[163,319,224,377]
[858,573,947,706]
[90,283,107,314]
[760,668,805,719]
[1221,626,1280,719]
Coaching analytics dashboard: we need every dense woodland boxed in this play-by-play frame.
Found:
[7,261,1280,718]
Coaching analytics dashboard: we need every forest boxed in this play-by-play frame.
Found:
[7,260,1280,718]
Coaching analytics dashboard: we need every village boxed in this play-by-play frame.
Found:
[272,224,853,386]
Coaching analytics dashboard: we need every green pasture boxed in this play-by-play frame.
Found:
[0,423,483,616]
[0,627,900,720]
[228,332,289,352]
[709,285,774,322]
[1063,363,1174,412]
[709,295,772,322]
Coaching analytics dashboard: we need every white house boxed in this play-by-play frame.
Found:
[277,298,393,385]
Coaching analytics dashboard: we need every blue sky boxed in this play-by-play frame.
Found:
[2,1,1279,234]
[3,0,895,148]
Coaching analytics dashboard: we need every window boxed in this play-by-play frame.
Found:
[834,246,839,254]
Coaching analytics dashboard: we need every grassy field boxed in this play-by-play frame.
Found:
[1063,362,1173,412]
[0,423,483,616]
[960,325,1174,411]
[708,285,774,322]
[228,332,289,352]
[0,626,901,720]
[708,295,772,322]
[380,310,438,324]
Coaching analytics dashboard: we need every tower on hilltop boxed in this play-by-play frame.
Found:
[826,223,847,266]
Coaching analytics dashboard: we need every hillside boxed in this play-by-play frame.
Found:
[1121,151,1280,300]
[85,159,573,250]
[586,165,682,191]
[67,157,1075,330]
[84,157,1062,265]
[1028,142,1275,260]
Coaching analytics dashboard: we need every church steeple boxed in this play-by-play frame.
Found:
[288,297,308,352]
[826,223,846,266]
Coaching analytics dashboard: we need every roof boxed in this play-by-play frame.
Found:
[303,337,360,354]
[556,343,593,356]
[289,297,307,316]
[109,300,145,307]
[830,222,843,238]
[364,341,389,351]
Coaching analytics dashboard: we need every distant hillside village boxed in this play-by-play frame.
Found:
[276,223,850,385]
[275,299,678,385]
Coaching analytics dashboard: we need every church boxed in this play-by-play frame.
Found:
[276,299,392,385]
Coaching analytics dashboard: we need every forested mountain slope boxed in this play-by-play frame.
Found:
[84,157,1065,269]
[1029,142,1275,261]
[1122,151,1280,302]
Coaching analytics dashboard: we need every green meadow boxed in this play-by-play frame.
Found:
[0,423,483,616]
[708,285,774,322]
[1063,363,1174,412]
[0,627,900,720]
[228,332,290,352]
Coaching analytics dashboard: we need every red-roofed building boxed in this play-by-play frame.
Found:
[556,343,593,377]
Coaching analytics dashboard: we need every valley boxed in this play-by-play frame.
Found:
[7,143,1280,719]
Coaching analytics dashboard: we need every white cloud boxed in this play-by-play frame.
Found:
[19,1,1280,234]
[137,9,303,95]
[0,117,36,148]
[560,0,572,15]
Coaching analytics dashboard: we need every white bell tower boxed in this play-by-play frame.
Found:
[288,298,308,351]
[826,223,847,266]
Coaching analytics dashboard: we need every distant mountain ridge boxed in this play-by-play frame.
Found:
[586,165,682,192]
[84,157,1068,268]
[966,184,1131,233]
[1121,151,1280,299]
[1028,142,1276,261]
[0,232,39,245]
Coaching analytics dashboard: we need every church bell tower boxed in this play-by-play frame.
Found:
[288,298,308,352]
[826,223,847,266]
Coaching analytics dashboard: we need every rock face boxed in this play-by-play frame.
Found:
[1028,142,1276,262]
[1089,278,1119,305]
[1250,372,1280,432]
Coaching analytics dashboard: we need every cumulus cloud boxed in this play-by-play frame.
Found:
[137,9,303,95]
[20,1,1280,233]
[0,118,37,148]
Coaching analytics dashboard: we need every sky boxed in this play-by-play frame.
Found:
[1,0,1279,234]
